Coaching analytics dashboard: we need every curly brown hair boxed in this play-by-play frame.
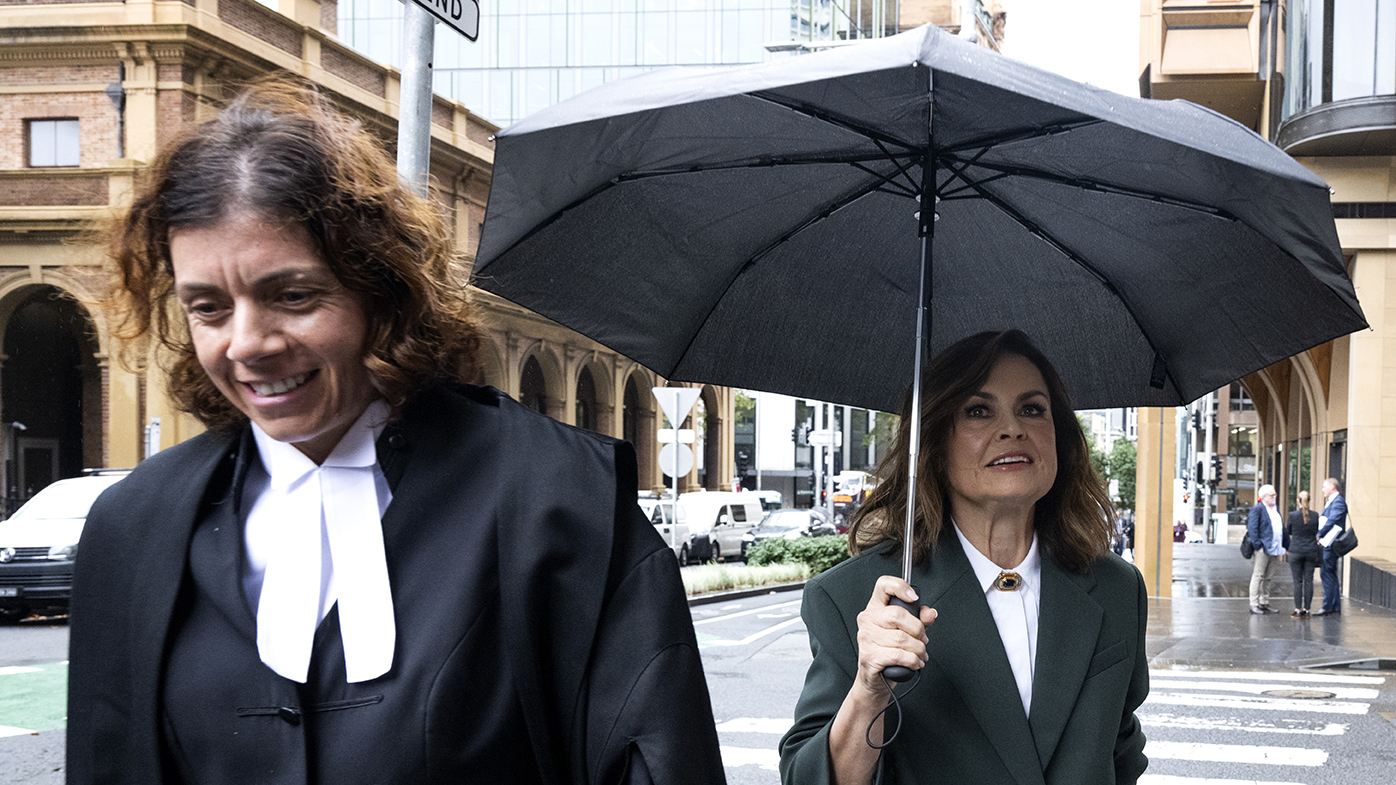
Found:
[103,76,481,431]
[849,330,1114,575]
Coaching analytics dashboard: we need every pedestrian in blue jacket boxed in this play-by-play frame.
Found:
[1315,478,1348,615]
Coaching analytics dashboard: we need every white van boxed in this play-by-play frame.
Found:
[639,495,698,564]
[678,491,765,562]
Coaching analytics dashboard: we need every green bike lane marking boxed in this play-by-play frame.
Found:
[0,662,67,735]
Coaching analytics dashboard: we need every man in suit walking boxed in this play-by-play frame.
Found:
[1315,478,1348,616]
[1247,484,1287,614]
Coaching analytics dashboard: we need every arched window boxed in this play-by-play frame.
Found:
[519,356,547,415]
[575,367,597,431]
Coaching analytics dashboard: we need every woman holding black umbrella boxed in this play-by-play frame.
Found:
[780,330,1149,785]
[67,79,724,785]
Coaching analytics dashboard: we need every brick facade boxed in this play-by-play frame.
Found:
[0,91,118,169]
[0,173,107,206]
[322,43,385,97]
[220,0,304,57]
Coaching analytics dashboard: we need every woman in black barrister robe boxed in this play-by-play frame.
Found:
[67,78,726,785]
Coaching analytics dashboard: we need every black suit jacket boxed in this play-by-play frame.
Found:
[780,533,1149,785]
[67,385,725,785]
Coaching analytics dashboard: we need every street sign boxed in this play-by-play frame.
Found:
[806,429,842,447]
[652,387,701,430]
[659,444,695,477]
[409,0,480,41]
[657,428,696,444]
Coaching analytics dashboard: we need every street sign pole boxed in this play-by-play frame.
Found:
[397,2,436,198]
[396,0,479,197]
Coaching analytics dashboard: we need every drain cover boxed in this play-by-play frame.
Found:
[1262,689,1336,699]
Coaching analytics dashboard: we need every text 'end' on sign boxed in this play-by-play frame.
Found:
[409,0,480,41]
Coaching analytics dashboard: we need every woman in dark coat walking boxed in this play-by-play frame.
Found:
[1287,490,1323,618]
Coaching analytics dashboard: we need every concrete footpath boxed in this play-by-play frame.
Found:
[1147,539,1396,670]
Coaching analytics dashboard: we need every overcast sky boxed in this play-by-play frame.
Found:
[998,0,1142,97]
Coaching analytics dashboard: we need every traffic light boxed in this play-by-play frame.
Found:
[1191,410,1201,430]
[1196,461,1204,484]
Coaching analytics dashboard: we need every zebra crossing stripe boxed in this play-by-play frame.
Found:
[1144,740,1327,767]
[0,667,41,677]
[1138,775,1306,785]
[719,745,780,771]
[1146,691,1368,714]
[1151,678,1378,700]
[0,725,35,738]
[715,717,793,734]
[1149,668,1384,686]
[1138,712,1347,736]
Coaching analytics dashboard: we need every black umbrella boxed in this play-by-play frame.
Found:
[474,24,1364,604]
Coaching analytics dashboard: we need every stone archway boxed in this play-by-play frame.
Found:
[701,384,722,490]
[519,355,548,415]
[575,366,599,432]
[622,367,658,492]
[518,346,565,420]
[0,284,102,508]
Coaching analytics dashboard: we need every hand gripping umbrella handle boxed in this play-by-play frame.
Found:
[881,596,919,683]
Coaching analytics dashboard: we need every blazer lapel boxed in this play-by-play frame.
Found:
[919,533,1046,785]
[1028,558,1103,771]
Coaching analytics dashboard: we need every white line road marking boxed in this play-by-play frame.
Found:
[719,745,780,771]
[1150,668,1385,686]
[1139,776,1306,785]
[0,666,41,677]
[1145,740,1328,767]
[1144,692,1368,714]
[719,604,744,610]
[704,617,804,646]
[1151,679,1378,700]
[0,725,35,738]
[756,612,792,619]
[693,599,802,626]
[716,718,794,735]
[1139,712,1348,736]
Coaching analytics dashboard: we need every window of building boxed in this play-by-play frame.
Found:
[27,119,80,167]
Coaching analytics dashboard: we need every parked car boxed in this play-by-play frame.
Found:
[0,469,130,622]
[678,491,764,562]
[640,496,703,565]
[742,509,838,549]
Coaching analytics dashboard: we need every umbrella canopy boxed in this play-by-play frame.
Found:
[474,24,1364,413]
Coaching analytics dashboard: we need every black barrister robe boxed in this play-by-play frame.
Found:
[67,385,726,785]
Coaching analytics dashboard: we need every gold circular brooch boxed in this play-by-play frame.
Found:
[994,572,1023,591]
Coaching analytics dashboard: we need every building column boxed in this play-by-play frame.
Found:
[1135,406,1177,598]
[106,360,142,468]
[1346,248,1396,566]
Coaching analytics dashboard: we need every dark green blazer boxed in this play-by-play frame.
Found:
[780,530,1149,785]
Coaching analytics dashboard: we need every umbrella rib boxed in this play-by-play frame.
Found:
[852,161,918,198]
[942,156,1237,219]
[748,90,923,154]
[615,152,921,183]
[937,119,1106,155]
[962,177,1172,379]
[870,137,924,195]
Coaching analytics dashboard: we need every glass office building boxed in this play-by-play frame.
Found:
[337,1,890,127]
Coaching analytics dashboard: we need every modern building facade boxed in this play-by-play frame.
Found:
[1140,0,1396,602]
[336,0,1004,127]
[0,0,735,506]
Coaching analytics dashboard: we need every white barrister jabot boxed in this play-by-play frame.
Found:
[243,400,395,684]
[953,523,1041,719]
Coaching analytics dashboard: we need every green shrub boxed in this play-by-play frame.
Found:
[746,535,850,575]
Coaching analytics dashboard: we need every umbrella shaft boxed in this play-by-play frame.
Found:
[902,227,930,582]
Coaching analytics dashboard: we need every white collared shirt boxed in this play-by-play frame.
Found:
[1264,501,1285,555]
[241,401,393,671]
[953,524,1041,718]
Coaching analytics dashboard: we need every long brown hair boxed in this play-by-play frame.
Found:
[103,76,481,431]
[849,330,1114,575]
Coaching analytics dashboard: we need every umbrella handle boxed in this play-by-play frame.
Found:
[881,596,920,683]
